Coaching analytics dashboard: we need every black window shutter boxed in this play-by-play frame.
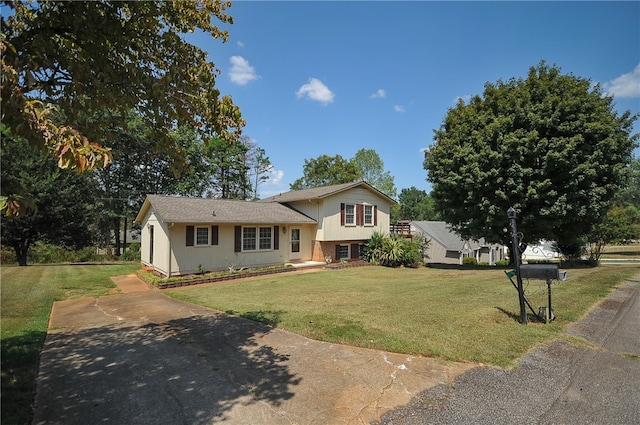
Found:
[351,243,359,259]
[274,226,279,250]
[186,226,194,246]
[335,244,341,260]
[374,205,378,225]
[234,226,241,252]
[211,225,219,245]
[340,203,345,226]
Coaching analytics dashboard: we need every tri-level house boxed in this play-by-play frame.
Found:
[134,181,395,277]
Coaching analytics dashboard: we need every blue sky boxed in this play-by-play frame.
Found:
[189,1,640,198]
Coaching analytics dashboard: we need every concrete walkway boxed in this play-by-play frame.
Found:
[32,274,475,425]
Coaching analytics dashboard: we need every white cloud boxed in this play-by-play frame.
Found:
[229,55,259,85]
[369,89,386,99]
[237,41,245,48]
[296,77,335,105]
[394,104,405,112]
[268,169,284,186]
[602,64,640,98]
[454,94,471,104]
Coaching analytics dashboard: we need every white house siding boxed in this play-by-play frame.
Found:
[165,223,317,276]
[139,210,171,276]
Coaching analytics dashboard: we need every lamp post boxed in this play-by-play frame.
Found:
[507,207,527,325]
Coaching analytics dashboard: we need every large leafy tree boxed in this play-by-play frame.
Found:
[588,205,640,261]
[392,186,439,222]
[1,0,244,212]
[614,157,640,211]
[351,148,397,198]
[290,150,396,197]
[1,130,95,265]
[424,62,638,257]
[91,111,210,254]
[290,154,361,190]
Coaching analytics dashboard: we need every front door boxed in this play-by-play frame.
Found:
[290,228,302,260]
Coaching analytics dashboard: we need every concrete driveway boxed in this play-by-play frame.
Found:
[32,274,475,425]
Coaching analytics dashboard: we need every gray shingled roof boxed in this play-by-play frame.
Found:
[412,221,468,251]
[138,195,316,224]
[259,181,396,204]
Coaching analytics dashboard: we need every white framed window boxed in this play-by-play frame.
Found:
[243,226,273,251]
[195,226,209,246]
[345,204,355,226]
[259,227,272,250]
[364,205,374,225]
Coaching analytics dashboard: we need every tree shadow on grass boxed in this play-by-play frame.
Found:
[32,313,301,424]
[1,330,48,425]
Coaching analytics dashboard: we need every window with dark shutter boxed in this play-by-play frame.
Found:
[234,226,241,252]
[340,203,345,226]
[211,225,219,245]
[186,226,194,246]
[374,205,378,225]
[274,226,279,250]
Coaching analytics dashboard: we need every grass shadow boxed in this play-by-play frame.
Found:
[1,330,48,425]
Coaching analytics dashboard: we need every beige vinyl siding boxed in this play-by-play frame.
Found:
[320,187,390,241]
[167,223,317,275]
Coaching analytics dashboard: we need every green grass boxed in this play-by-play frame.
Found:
[167,265,640,368]
[1,263,638,424]
[0,263,141,425]
[599,243,640,259]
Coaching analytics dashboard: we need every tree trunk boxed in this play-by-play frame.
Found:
[122,216,128,254]
[114,217,121,256]
[13,242,29,266]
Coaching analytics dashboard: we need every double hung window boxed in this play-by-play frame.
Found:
[195,227,209,246]
[243,226,273,251]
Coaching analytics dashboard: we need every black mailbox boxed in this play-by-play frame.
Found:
[520,264,566,281]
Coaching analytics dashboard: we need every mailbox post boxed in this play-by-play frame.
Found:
[507,207,527,325]
[520,264,567,323]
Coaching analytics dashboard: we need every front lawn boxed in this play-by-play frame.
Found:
[0,263,141,425]
[167,265,639,368]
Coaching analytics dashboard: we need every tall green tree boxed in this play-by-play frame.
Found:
[91,111,210,254]
[290,154,360,190]
[424,62,638,259]
[206,137,251,199]
[393,187,439,222]
[1,0,244,213]
[241,136,273,199]
[351,148,397,198]
[1,130,95,265]
[587,205,640,260]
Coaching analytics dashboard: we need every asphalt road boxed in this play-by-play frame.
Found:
[375,274,640,425]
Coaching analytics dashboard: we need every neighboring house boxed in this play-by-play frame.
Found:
[521,240,562,263]
[408,221,505,265]
[134,181,395,277]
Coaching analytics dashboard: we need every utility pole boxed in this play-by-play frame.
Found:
[507,207,527,325]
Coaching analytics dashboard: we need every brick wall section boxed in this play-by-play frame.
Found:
[312,240,366,263]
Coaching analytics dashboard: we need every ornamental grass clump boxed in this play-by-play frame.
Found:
[362,231,427,267]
